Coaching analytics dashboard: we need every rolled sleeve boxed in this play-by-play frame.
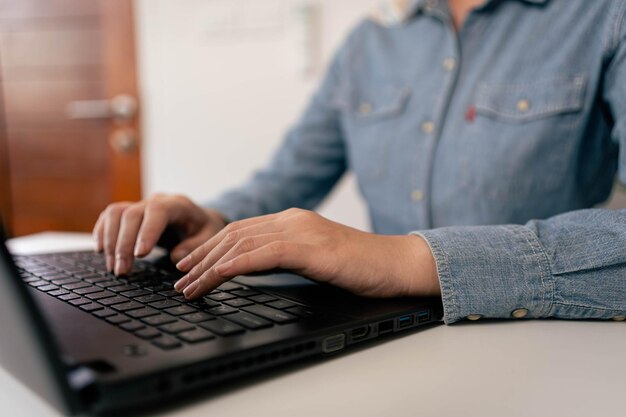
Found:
[413,225,554,324]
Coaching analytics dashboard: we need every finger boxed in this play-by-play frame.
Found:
[103,203,130,272]
[176,232,284,293]
[170,232,212,263]
[176,212,284,272]
[134,199,170,257]
[114,203,145,276]
[92,212,105,252]
[183,240,302,299]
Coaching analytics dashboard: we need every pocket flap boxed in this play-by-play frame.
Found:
[475,75,586,122]
[340,85,411,120]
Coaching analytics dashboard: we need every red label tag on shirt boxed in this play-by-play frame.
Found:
[466,105,476,123]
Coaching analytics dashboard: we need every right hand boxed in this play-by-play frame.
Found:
[92,194,227,276]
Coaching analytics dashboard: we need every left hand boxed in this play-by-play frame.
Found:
[174,208,440,299]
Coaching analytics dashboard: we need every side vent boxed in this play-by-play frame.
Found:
[178,341,317,388]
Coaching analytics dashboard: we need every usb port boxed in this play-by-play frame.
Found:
[417,310,430,323]
[397,315,414,329]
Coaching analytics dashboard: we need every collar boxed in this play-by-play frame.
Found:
[368,0,549,27]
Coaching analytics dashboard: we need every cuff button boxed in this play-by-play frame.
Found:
[467,314,482,321]
[511,308,529,319]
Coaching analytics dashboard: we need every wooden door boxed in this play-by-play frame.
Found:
[0,0,141,237]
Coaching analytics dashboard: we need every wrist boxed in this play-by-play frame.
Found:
[402,234,440,297]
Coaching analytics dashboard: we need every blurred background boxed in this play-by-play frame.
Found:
[0,0,624,238]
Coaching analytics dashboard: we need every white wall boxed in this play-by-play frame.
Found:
[134,0,378,231]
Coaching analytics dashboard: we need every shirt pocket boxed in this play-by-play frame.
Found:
[338,84,411,181]
[474,75,586,123]
[466,75,588,200]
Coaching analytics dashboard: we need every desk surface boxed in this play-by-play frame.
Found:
[2,233,624,417]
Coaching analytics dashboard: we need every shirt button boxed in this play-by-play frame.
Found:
[421,121,435,134]
[511,308,529,319]
[612,315,626,321]
[411,190,424,201]
[358,102,372,115]
[442,58,456,71]
[516,99,530,112]
[467,314,482,321]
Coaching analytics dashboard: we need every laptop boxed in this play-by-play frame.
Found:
[0,226,443,415]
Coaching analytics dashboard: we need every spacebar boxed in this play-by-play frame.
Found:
[242,305,298,323]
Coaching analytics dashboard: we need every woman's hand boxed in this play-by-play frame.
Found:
[174,208,440,299]
[93,194,227,275]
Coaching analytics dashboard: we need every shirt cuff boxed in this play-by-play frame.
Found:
[412,225,555,324]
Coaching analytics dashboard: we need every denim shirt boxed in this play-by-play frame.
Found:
[208,0,626,323]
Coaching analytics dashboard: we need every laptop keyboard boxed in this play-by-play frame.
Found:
[13,251,320,351]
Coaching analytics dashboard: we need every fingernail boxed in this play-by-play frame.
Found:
[106,254,115,272]
[114,256,128,276]
[174,275,189,292]
[183,280,199,298]
[134,240,147,257]
[216,260,233,275]
[176,255,191,271]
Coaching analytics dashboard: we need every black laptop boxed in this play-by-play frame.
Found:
[0,226,442,415]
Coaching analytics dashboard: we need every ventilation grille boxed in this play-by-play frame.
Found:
[177,340,317,388]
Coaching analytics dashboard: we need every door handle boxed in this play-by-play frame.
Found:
[65,94,137,121]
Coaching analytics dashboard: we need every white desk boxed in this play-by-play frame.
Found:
[2,233,624,417]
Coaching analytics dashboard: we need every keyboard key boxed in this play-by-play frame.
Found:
[74,285,103,295]
[151,336,182,350]
[29,280,50,288]
[127,307,159,319]
[59,293,80,301]
[69,297,91,306]
[199,298,222,308]
[159,321,195,334]
[80,302,104,312]
[99,295,130,305]
[112,301,144,312]
[285,306,316,317]
[207,291,236,301]
[242,305,298,324]
[207,305,238,316]
[149,300,180,310]
[142,314,177,326]
[267,300,298,310]
[38,284,60,292]
[86,290,116,301]
[108,284,137,293]
[93,308,117,318]
[120,320,145,331]
[224,298,254,308]
[231,289,260,297]
[120,289,150,298]
[96,280,123,288]
[135,294,165,304]
[51,278,79,285]
[181,312,215,323]
[164,305,197,316]
[225,312,272,330]
[178,328,215,343]
[84,276,110,284]
[200,318,245,336]
[48,289,70,297]
[216,282,243,291]
[106,314,131,325]
[62,282,92,290]
[158,289,180,297]
[249,294,277,303]
[135,328,161,339]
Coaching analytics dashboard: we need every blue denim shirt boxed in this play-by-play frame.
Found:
[208,0,626,323]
